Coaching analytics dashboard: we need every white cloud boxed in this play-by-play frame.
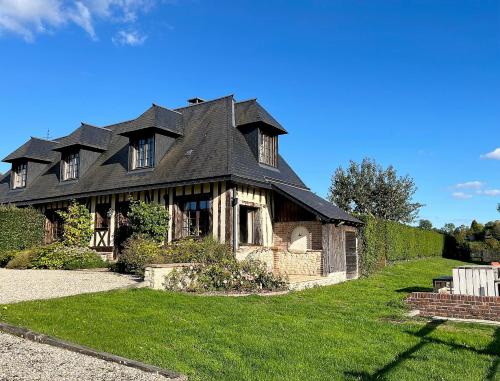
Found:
[112,29,146,45]
[455,181,484,190]
[452,192,472,200]
[477,189,500,196]
[0,0,154,42]
[480,148,500,160]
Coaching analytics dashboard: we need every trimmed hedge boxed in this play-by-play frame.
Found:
[0,206,45,254]
[359,215,448,276]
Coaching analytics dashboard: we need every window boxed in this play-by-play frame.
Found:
[63,151,80,180]
[259,131,278,167]
[13,162,27,189]
[182,199,210,237]
[132,136,155,169]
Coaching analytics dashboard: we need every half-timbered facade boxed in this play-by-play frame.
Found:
[0,95,362,280]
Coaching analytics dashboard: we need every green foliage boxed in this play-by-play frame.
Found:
[30,243,105,270]
[5,249,37,269]
[0,205,45,254]
[418,219,433,230]
[116,236,162,275]
[0,251,17,267]
[165,259,288,292]
[358,215,447,276]
[128,200,170,243]
[57,201,93,247]
[328,158,423,223]
[5,244,106,270]
[441,223,456,234]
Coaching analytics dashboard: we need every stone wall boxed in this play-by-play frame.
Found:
[273,250,322,276]
[236,246,274,272]
[273,221,323,251]
[406,292,500,322]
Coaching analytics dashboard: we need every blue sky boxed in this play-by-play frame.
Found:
[0,0,499,228]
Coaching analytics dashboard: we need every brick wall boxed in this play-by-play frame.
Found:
[273,221,323,251]
[406,292,500,322]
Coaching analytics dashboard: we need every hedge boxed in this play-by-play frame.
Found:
[0,205,45,254]
[358,215,450,276]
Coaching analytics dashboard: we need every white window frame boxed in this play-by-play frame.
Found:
[62,151,80,181]
[259,130,278,167]
[132,136,155,170]
[13,162,27,189]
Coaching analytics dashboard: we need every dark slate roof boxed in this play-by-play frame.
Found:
[53,123,112,152]
[3,137,59,163]
[119,104,183,137]
[270,181,362,224]
[235,99,287,134]
[0,95,358,223]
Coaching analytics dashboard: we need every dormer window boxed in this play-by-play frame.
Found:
[62,151,80,181]
[131,135,155,170]
[12,162,27,189]
[259,130,278,167]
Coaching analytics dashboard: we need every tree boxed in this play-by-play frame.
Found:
[418,219,433,230]
[57,201,93,247]
[328,157,423,223]
[442,223,456,234]
[128,200,170,243]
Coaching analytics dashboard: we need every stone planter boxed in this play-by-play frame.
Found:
[144,263,193,290]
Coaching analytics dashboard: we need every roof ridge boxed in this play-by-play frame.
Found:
[235,98,257,104]
[29,136,58,143]
[151,103,183,115]
[174,94,234,111]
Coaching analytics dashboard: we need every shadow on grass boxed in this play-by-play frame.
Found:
[395,286,433,293]
[345,321,500,380]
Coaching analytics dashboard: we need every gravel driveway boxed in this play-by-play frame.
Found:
[0,269,141,304]
[0,332,172,381]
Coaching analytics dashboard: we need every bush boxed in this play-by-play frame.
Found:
[128,200,170,243]
[57,201,93,247]
[0,206,45,255]
[5,249,37,269]
[5,244,106,270]
[0,251,16,267]
[359,215,448,276]
[165,259,288,293]
[116,236,162,275]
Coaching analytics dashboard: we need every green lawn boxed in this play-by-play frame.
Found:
[1,258,499,381]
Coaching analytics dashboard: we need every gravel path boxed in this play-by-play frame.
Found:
[0,269,142,304]
[0,332,172,381]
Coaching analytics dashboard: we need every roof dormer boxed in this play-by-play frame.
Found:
[53,123,112,182]
[119,104,183,172]
[2,137,59,190]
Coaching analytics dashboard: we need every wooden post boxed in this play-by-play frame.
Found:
[90,196,96,247]
[167,190,173,243]
[109,194,116,248]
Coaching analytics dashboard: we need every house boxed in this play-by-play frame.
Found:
[0,95,362,281]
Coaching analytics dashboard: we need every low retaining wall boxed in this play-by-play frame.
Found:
[406,292,500,322]
[144,264,192,290]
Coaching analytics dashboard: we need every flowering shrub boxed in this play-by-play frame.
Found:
[164,259,288,293]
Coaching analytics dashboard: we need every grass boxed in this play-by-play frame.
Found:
[1,258,499,380]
